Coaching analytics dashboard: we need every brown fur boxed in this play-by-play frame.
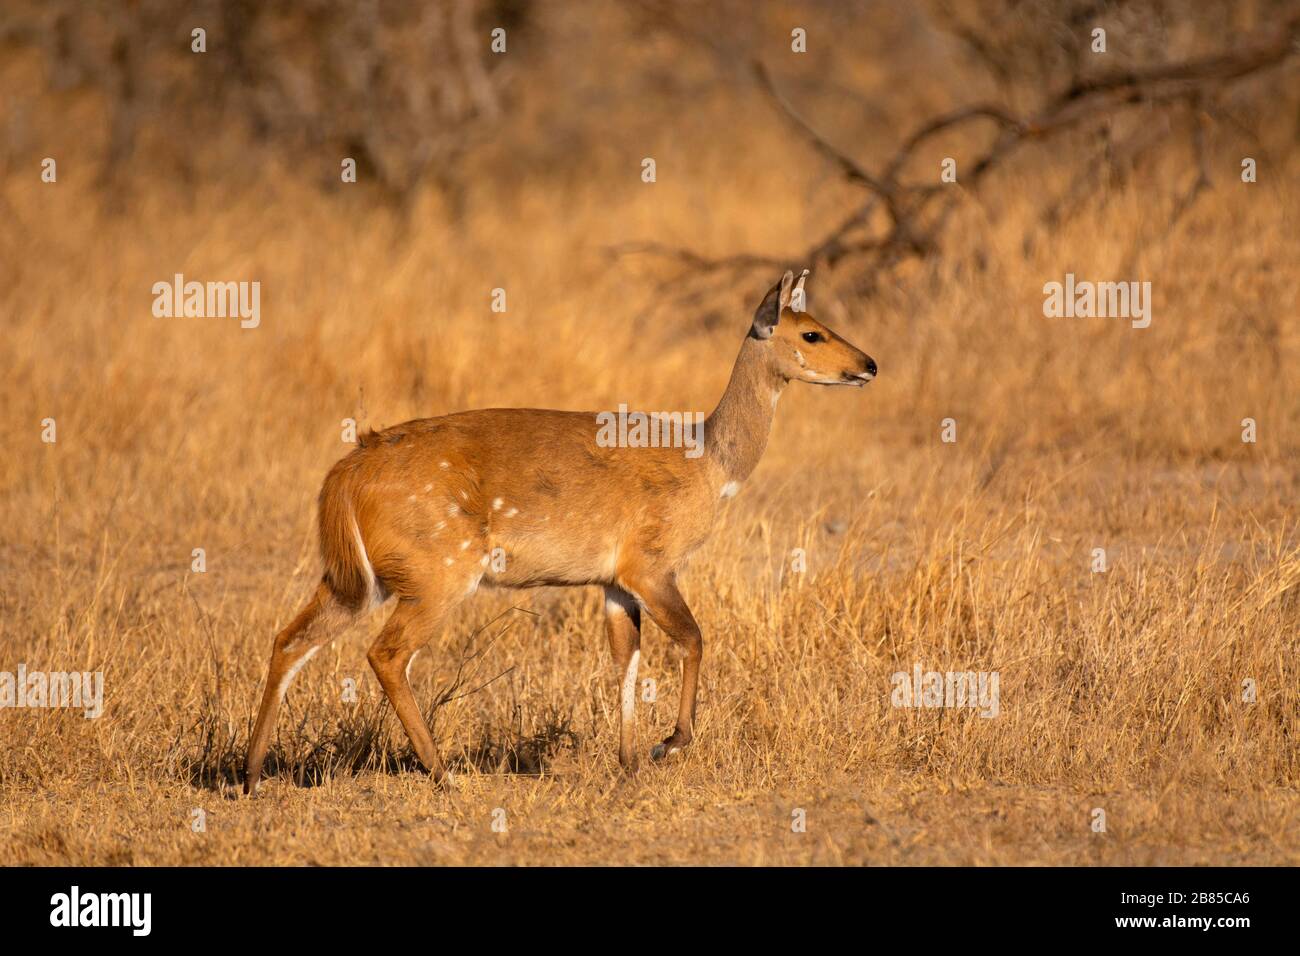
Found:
[244,270,874,792]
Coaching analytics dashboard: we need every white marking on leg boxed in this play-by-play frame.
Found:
[605,588,637,617]
[275,646,319,704]
[621,649,640,727]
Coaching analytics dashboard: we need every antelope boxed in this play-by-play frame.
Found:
[244,269,876,793]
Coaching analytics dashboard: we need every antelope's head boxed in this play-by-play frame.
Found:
[750,269,877,387]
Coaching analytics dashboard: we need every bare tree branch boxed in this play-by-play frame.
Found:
[752,61,903,222]
[619,14,1300,295]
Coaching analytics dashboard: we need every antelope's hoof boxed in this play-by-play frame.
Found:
[650,741,684,762]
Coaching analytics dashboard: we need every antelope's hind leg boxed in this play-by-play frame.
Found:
[245,582,355,794]
[367,569,479,783]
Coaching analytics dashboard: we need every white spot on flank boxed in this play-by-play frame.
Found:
[720,481,740,499]
[435,520,446,531]
[447,504,459,516]
[479,554,490,567]
[505,508,519,517]
[621,649,640,726]
[423,483,433,492]
[407,494,417,502]
[460,490,469,501]
[493,498,503,510]
[439,461,450,469]
[443,557,454,566]
[460,539,470,550]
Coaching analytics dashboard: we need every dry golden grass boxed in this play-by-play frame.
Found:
[1,4,1298,865]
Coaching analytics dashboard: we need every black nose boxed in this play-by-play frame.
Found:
[864,356,878,377]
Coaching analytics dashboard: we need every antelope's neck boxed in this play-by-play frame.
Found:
[705,336,785,486]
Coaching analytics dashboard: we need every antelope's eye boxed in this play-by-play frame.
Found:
[801,331,822,343]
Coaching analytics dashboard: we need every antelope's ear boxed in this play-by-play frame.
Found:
[752,269,795,339]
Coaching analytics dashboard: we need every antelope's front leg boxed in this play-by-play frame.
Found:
[622,573,701,761]
[603,587,642,772]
